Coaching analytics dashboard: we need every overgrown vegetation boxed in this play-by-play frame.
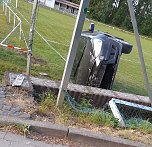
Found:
[36,92,152,134]
[126,118,152,134]
[36,92,119,128]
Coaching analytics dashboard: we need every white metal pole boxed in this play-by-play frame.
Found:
[56,0,90,107]
[16,0,18,8]
[8,9,11,23]
[13,15,16,28]
[127,0,152,106]
[3,1,5,12]
[19,22,22,40]
[5,5,7,16]
[1,22,20,44]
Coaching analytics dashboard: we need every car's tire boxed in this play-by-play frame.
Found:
[115,39,133,54]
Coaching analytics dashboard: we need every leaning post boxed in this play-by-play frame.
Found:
[56,0,90,107]
[127,0,152,106]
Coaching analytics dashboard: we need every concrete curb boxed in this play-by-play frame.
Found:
[0,115,68,138]
[68,127,149,147]
[0,116,150,147]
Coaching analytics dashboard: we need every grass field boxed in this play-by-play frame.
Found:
[0,0,152,96]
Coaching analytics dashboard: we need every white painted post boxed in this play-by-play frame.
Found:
[13,15,16,28]
[19,22,22,40]
[0,22,20,44]
[109,99,126,127]
[16,0,18,8]
[127,0,152,106]
[5,5,7,16]
[3,1,5,12]
[56,0,90,107]
[8,9,11,23]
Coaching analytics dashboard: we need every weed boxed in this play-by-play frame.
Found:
[23,124,31,137]
[37,92,58,115]
[126,118,152,134]
[37,92,119,127]
[13,124,31,137]
[79,98,92,108]
[34,92,152,134]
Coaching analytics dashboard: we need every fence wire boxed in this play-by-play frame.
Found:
[0,0,152,141]
[1,0,152,100]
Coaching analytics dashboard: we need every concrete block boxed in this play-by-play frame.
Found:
[3,72,33,91]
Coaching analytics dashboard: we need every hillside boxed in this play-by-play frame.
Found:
[0,0,152,96]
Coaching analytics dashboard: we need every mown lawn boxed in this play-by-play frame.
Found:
[0,0,152,96]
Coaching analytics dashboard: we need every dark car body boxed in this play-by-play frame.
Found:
[71,31,133,89]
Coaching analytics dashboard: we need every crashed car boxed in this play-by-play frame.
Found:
[71,24,133,90]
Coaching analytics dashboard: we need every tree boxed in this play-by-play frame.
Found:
[70,0,152,37]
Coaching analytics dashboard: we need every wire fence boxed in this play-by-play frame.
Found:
[0,0,152,140]
[1,0,152,98]
[1,0,152,100]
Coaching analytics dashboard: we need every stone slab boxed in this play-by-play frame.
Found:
[3,72,33,91]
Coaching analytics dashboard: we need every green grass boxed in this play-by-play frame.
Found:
[36,92,152,134]
[0,0,152,96]
[36,92,119,128]
[126,118,152,134]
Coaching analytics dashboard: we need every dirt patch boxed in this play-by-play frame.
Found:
[31,56,47,66]
[4,87,35,113]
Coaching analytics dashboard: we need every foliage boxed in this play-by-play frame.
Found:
[37,92,119,127]
[36,92,152,134]
[71,0,152,37]
[126,118,152,134]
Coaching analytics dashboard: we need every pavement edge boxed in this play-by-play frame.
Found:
[0,115,150,147]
